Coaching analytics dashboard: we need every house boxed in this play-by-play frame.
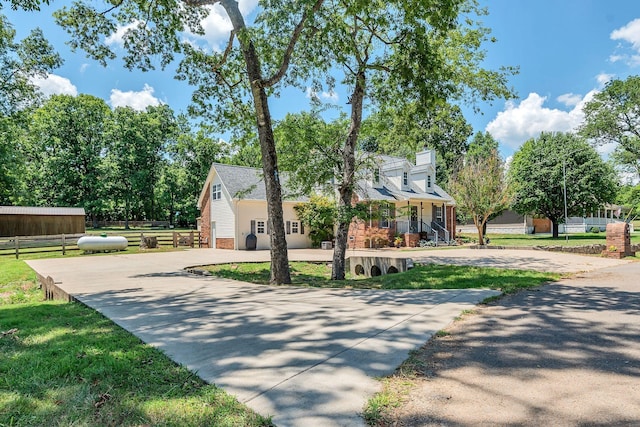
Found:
[197,163,311,250]
[0,206,86,237]
[198,149,456,250]
[456,205,633,235]
[347,149,456,248]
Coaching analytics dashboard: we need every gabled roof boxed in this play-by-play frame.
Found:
[355,180,454,204]
[198,163,308,208]
[0,206,86,216]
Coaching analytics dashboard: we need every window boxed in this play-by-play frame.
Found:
[427,175,431,188]
[292,221,299,234]
[380,204,390,228]
[435,206,443,222]
[212,183,222,200]
[257,220,266,234]
[403,171,408,186]
[373,168,380,184]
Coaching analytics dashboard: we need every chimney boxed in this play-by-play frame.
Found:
[416,149,435,166]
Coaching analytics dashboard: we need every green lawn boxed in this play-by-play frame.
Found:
[459,231,640,247]
[0,255,272,426]
[203,261,559,295]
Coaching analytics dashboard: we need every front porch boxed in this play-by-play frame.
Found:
[347,201,456,249]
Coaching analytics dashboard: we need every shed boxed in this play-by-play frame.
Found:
[0,206,86,237]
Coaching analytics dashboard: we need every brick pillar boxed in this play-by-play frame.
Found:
[200,187,211,248]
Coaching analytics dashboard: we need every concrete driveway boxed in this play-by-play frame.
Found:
[25,248,628,426]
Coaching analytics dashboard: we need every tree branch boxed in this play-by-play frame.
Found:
[213,30,235,73]
[263,0,324,87]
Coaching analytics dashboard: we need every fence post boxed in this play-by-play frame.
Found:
[189,231,194,248]
[173,232,177,248]
[62,234,66,255]
[15,236,19,259]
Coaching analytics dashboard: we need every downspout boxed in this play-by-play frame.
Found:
[234,199,239,250]
[420,202,423,232]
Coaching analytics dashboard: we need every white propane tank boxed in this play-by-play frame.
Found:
[78,235,128,252]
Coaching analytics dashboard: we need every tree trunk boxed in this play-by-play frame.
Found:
[332,70,365,280]
[474,215,485,245]
[125,197,130,230]
[223,0,291,284]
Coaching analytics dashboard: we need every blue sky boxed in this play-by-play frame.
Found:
[4,0,640,159]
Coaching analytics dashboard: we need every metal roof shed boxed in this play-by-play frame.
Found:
[0,206,86,237]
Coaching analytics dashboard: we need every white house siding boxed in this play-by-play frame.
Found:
[235,200,311,250]
[210,176,236,239]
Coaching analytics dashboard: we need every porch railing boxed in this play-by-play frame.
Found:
[431,221,450,243]
[396,221,438,243]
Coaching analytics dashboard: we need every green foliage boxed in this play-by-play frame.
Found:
[581,76,640,167]
[105,104,179,224]
[508,132,618,237]
[466,131,499,162]
[276,111,350,196]
[0,302,272,426]
[449,150,512,245]
[22,94,111,220]
[293,195,337,247]
[0,14,62,115]
[616,184,640,219]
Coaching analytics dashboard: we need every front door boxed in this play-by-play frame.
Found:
[410,206,418,232]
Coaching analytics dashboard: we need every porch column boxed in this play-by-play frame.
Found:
[443,203,447,231]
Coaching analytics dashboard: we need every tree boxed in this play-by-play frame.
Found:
[0,13,62,204]
[509,132,617,238]
[449,150,511,245]
[24,94,111,224]
[581,76,640,166]
[163,122,230,226]
[362,102,473,186]
[105,105,178,227]
[304,0,516,279]
[466,131,499,162]
[55,0,325,284]
[0,14,62,115]
[293,195,337,247]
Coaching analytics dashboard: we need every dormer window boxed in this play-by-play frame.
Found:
[403,171,408,186]
[427,175,431,188]
[373,168,380,184]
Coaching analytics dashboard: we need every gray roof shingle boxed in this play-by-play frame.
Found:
[213,163,308,202]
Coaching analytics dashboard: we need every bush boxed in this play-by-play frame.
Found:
[590,227,600,233]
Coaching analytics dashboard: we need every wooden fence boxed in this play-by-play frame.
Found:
[0,230,202,259]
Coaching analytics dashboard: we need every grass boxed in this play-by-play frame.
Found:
[0,257,41,305]
[0,253,272,426]
[459,231,640,247]
[0,302,271,426]
[203,261,559,294]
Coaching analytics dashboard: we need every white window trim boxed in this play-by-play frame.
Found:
[292,221,299,234]
[212,183,222,201]
[403,171,408,186]
[256,219,266,234]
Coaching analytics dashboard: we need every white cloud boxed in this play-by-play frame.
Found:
[305,87,339,103]
[183,0,259,51]
[105,21,141,47]
[110,84,162,110]
[80,63,90,74]
[596,73,614,87]
[609,18,640,66]
[31,73,78,97]
[486,91,597,150]
[556,93,582,107]
[611,18,640,51]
